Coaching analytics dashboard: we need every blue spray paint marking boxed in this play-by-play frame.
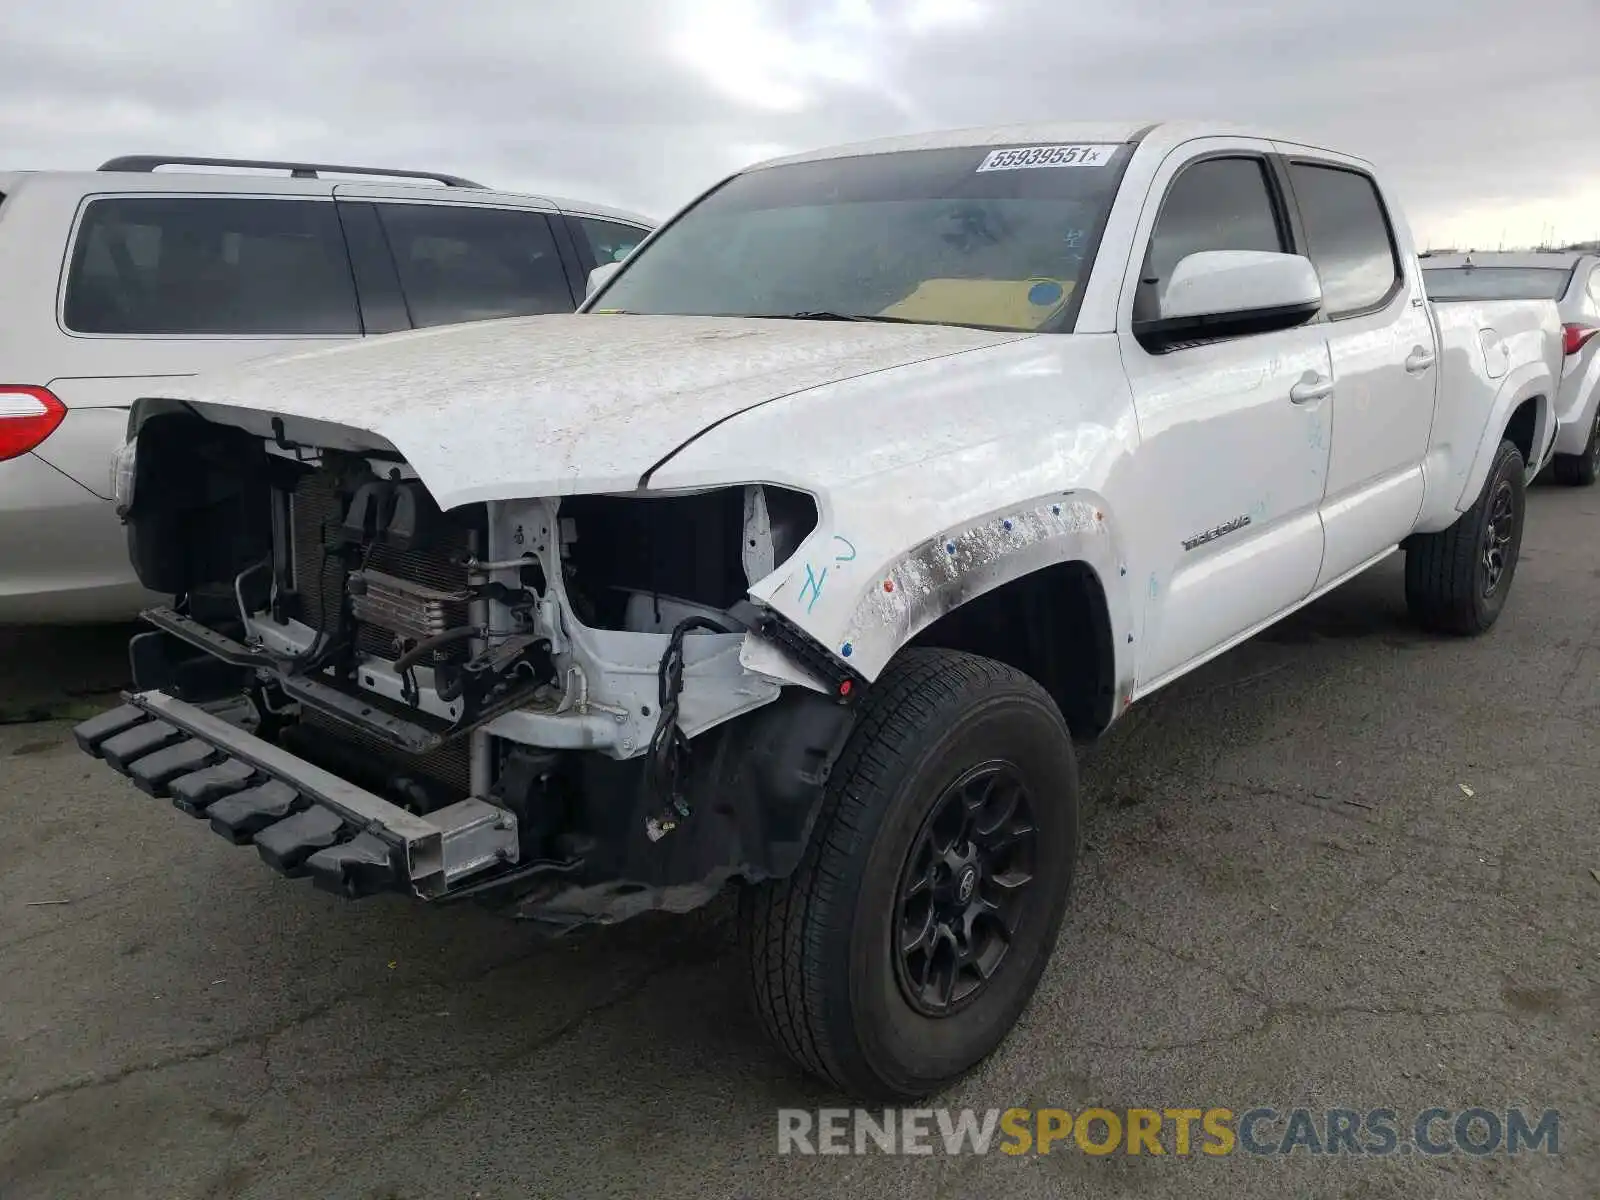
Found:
[1028,281,1064,307]
[799,563,828,613]
[1147,573,1160,599]
[832,536,857,563]
[841,642,853,658]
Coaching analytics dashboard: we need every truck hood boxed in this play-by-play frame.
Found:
[162,313,1030,508]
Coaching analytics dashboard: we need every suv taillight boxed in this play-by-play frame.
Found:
[0,386,67,461]
[1563,323,1599,357]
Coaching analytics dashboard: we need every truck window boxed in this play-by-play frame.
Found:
[374,204,573,328]
[63,197,360,335]
[577,217,648,265]
[1137,157,1285,322]
[1421,266,1572,302]
[1286,163,1401,317]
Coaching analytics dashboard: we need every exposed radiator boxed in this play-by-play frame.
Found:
[284,465,474,798]
[288,467,473,662]
[350,569,472,647]
[299,704,472,797]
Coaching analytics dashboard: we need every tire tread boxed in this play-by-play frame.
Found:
[1405,438,1523,636]
[740,648,1054,1093]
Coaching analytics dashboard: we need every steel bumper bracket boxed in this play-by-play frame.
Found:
[73,689,519,899]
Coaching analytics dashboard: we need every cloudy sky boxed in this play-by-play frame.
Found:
[3,0,1597,249]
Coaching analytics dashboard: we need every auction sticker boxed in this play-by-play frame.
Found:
[976,144,1113,171]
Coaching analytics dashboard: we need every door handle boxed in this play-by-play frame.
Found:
[1405,347,1437,373]
[1290,375,1334,404]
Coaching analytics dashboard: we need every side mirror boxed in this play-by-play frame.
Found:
[1135,250,1322,346]
[586,261,622,297]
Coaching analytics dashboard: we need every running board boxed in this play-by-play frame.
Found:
[73,692,518,899]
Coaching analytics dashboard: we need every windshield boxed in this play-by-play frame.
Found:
[1422,266,1572,302]
[592,143,1132,332]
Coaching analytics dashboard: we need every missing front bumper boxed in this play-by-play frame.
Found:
[73,691,518,899]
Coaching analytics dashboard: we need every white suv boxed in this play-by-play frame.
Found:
[0,155,653,622]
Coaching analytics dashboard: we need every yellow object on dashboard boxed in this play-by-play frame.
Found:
[879,277,1075,330]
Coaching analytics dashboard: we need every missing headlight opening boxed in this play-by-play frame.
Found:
[113,410,843,923]
[557,486,817,632]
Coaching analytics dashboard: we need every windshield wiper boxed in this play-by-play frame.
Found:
[706,310,1021,333]
[756,311,924,324]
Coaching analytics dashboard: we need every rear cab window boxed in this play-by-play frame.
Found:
[63,196,360,334]
[1422,266,1573,303]
[373,203,574,328]
[1286,163,1402,317]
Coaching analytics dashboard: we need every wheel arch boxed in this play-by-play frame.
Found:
[825,493,1135,733]
[1457,369,1553,509]
[908,559,1119,737]
[1553,350,1600,457]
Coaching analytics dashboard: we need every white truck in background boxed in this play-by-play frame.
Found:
[1422,250,1600,484]
[73,122,1563,1100]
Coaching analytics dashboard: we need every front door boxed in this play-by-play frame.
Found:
[1116,142,1334,691]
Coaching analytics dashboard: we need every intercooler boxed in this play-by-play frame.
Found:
[284,467,474,796]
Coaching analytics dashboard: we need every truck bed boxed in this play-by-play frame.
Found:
[1426,296,1563,512]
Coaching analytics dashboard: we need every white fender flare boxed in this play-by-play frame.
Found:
[1456,364,1555,509]
[782,491,1137,702]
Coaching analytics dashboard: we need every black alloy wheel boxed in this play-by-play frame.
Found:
[894,760,1037,1016]
[1479,477,1516,597]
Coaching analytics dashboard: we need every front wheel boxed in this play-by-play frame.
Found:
[739,648,1079,1099]
[1405,437,1526,635]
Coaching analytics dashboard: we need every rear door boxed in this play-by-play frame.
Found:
[1275,151,1435,587]
[337,190,578,328]
[1118,140,1334,691]
[43,190,362,495]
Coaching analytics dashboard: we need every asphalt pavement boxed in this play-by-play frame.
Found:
[1,482,1597,1199]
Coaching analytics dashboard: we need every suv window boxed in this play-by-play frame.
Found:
[577,217,648,265]
[1138,157,1285,322]
[375,203,571,328]
[1287,163,1400,317]
[64,197,360,335]
[1586,264,1600,315]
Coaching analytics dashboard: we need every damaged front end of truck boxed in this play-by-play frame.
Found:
[76,402,861,928]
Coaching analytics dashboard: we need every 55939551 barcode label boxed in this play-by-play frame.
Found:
[975,144,1113,172]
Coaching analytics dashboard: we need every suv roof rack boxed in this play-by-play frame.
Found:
[96,155,487,189]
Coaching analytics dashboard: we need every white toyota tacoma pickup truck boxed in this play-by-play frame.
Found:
[73,121,1562,1100]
